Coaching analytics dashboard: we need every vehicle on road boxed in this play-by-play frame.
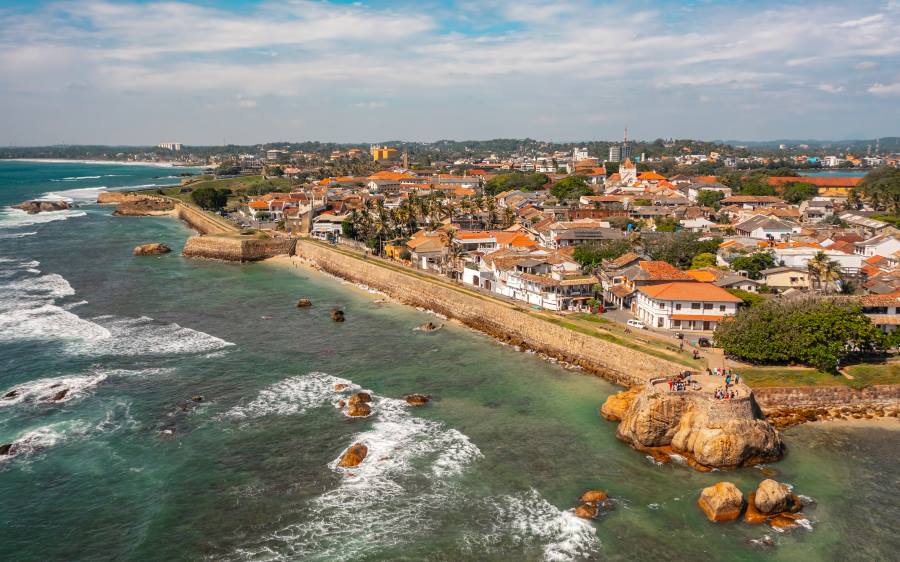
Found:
[627,319,646,330]
[698,337,712,347]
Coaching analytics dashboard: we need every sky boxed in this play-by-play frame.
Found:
[0,0,898,145]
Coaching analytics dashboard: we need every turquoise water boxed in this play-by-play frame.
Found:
[0,160,898,561]
[798,170,867,178]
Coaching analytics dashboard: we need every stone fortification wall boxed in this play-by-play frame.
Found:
[182,235,292,262]
[174,204,235,235]
[295,239,684,385]
[754,384,900,410]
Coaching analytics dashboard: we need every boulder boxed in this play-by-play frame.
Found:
[133,243,172,256]
[296,298,312,307]
[404,394,430,406]
[334,384,348,391]
[0,443,12,456]
[697,482,745,522]
[15,200,71,214]
[51,388,69,402]
[743,493,768,525]
[754,479,791,515]
[600,386,643,421]
[347,392,372,406]
[574,502,599,519]
[331,309,345,322]
[191,395,204,402]
[337,443,368,468]
[347,403,371,417]
[3,390,18,399]
[579,490,609,503]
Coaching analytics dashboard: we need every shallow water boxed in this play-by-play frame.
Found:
[0,161,898,561]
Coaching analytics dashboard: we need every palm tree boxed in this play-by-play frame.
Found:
[807,251,841,293]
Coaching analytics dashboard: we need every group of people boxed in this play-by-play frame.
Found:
[707,367,741,387]
[666,371,695,392]
[714,387,738,400]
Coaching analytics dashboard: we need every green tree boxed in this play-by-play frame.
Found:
[190,186,228,210]
[550,176,593,201]
[690,252,717,269]
[781,182,818,204]
[858,166,900,214]
[726,288,764,307]
[572,240,633,269]
[730,252,776,279]
[642,232,722,269]
[484,172,550,195]
[697,190,725,209]
[654,217,678,232]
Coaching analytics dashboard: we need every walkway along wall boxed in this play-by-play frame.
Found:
[295,239,684,386]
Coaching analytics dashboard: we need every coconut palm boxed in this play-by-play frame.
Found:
[807,251,841,293]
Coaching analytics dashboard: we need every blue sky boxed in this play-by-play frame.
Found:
[0,0,898,145]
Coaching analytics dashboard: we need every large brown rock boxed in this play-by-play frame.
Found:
[347,403,371,417]
[337,443,368,468]
[296,298,312,307]
[579,490,609,503]
[574,503,599,519]
[15,200,70,214]
[754,479,792,515]
[347,392,372,406]
[600,386,643,421]
[698,482,745,522]
[133,243,172,256]
[404,394,430,406]
[331,309,345,322]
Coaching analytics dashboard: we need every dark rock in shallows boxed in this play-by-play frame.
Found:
[331,309,345,322]
[0,443,12,456]
[51,389,69,402]
[297,298,312,307]
[404,394,430,406]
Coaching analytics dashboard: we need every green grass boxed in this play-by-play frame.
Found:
[741,362,900,389]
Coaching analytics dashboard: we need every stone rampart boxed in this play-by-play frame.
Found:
[182,235,292,262]
[295,239,684,385]
[753,384,900,409]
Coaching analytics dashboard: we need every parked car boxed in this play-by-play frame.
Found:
[627,319,646,330]
[697,337,712,347]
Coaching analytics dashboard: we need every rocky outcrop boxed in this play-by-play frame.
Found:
[51,389,69,402]
[347,392,371,406]
[698,482,744,522]
[331,309,345,322]
[347,403,371,417]
[599,386,643,421]
[337,443,368,468]
[606,385,784,470]
[334,384,348,392]
[15,200,70,214]
[133,243,172,256]
[579,490,609,503]
[296,298,312,307]
[574,503,599,519]
[754,479,793,515]
[573,490,612,520]
[97,191,138,204]
[404,394,430,406]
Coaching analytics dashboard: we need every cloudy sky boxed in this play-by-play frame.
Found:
[1,0,898,145]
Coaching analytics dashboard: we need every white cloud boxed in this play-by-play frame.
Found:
[868,82,900,96]
[818,83,844,93]
[855,61,878,69]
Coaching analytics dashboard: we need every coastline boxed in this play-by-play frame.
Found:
[4,158,205,168]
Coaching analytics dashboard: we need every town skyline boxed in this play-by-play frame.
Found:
[2,0,899,145]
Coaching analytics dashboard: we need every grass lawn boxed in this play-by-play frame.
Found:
[741,362,900,389]
[142,175,295,210]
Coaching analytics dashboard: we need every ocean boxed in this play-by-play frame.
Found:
[0,160,897,561]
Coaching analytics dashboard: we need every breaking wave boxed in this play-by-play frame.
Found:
[223,372,355,419]
[0,372,109,407]
[0,207,87,229]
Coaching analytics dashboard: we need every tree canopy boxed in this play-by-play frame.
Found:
[714,297,884,373]
[642,232,722,269]
[572,240,633,269]
[859,166,900,214]
[697,190,725,209]
[550,176,593,201]
[690,252,717,269]
[484,172,550,195]
[190,186,228,210]
[781,182,818,204]
[730,252,776,279]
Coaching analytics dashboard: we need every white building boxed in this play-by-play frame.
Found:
[157,142,183,151]
[634,282,741,331]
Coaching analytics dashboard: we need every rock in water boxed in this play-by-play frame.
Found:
[404,394,430,406]
[334,384,348,391]
[51,388,69,402]
[331,309,345,322]
[743,493,768,524]
[296,298,312,307]
[133,243,172,256]
[600,386,643,421]
[579,490,609,503]
[347,403,371,417]
[754,479,792,515]
[574,503,599,519]
[337,443,368,468]
[15,200,71,214]
[0,443,12,456]
[347,392,372,406]
[698,482,745,522]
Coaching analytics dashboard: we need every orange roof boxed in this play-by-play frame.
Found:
[694,176,718,183]
[368,171,415,181]
[249,201,269,209]
[767,176,863,188]
[638,171,667,181]
[685,270,717,282]
[639,282,742,302]
[860,290,900,305]
[864,255,887,266]
[639,261,695,281]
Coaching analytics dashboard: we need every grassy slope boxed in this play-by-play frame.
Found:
[741,362,899,390]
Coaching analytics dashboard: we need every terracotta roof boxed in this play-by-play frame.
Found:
[639,282,742,302]
[608,252,641,268]
[610,285,633,298]
[859,290,900,306]
[638,261,695,281]
[638,171,667,181]
[694,176,718,183]
[685,269,718,282]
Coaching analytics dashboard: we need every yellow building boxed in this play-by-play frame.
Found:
[371,145,400,161]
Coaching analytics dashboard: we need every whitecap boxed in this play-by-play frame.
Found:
[0,207,87,229]
[0,372,108,407]
[223,372,355,419]
[42,186,108,202]
[0,231,36,239]
[74,315,234,356]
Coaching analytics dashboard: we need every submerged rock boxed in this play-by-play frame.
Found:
[50,389,69,402]
[15,200,71,214]
[347,403,371,417]
[0,443,12,456]
[417,322,441,332]
[3,390,18,399]
[133,243,172,256]
[404,394,430,406]
[296,298,312,307]
[334,383,348,391]
[574,502,599,519]
[331,309,345,322]
[191,395,204,403]
[337,443,368,468]
[698,482,744,522]
[754,479,792,515]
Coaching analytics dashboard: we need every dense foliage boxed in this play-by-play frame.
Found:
[858,166,900,214]
[572,240,633,269]
[549,176,593,201]
[190,186,228,210]
[730,252,776,279]
[690,252,717,268]
[697,190,725,209]
[484,172,550,195]
[781,182,819,204]
[714,298,884,373]
[642,232,722,269]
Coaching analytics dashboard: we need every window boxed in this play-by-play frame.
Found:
[703,303,713,310]
[673,319,681,328]
[719,305,726,311]
[675,303,682,310]
[658,301,665,309]
[691,302,701,310]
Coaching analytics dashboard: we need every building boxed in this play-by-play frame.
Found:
[157,142,183,151]
[371,145,400,161]
[734,215,798,240]
[634,282,741,331]
[860,291,900,334]
[759,266,811,292]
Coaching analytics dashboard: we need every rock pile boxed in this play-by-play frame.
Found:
[133,243,172,256]
[574,490,613,520]
[698,479,808,529]
[15,200,71,214]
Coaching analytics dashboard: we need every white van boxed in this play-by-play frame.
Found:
[627,319,646,329]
